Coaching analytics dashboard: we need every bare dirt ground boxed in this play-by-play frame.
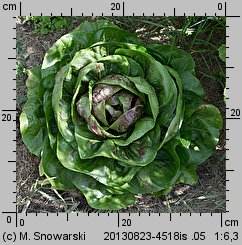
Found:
[16,17,226,213]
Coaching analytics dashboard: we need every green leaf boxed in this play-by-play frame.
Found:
[42,16,51,25]
[179,165,198,185]
[127,76,159,120]
[148,44,195,73]
[179,71,204,118]
[180,104,223,165]
[72,174,135,210]
[53,19,66,30]
[52,64,75,143]
[43,91,58,148]
[20,66,47,156]
[87,26,142,47]
[99,75,146,102]
[40,137,77,190]
[148,44,204,118]
[41,21,118,77]
[16,96,27,105]
[218,44,226,62]
[70,48,102,72]
[115,48,178,127]
[57,133,140,187]
[126,140,189,194]
[41,27,50,35]
[159,66,184,147]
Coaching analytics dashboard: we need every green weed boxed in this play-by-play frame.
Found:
[23,16,72,35]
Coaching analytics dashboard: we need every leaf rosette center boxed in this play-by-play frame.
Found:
[77,75,144,137]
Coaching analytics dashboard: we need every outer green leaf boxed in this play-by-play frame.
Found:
[57,134,140,187]
[41,21,114,72]
[20,66,47,156]
[41,21,140,78]
[40,137,76,190]
[42,136,136,210]
[180,104,223,165]
[147,44,195,74]
[179,165,198,185]
[218,44,226,62]
[180,71,204,118]
[126,140,190,194]
[159,66,184,147]
[147,44,204,118]
[52,64,75,143]
[43,91,58,148]
[87,27,142,47]
[72,174,135,210]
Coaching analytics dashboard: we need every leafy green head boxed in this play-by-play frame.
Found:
[20,20,222,210]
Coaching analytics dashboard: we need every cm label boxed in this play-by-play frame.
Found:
[2,3,17,11]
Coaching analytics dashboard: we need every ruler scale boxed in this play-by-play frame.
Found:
[0,0,241,244]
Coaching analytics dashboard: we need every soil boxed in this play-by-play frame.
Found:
[16,16,226,213]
